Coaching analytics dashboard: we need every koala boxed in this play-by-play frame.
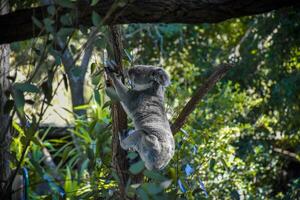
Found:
[105,65,175,170]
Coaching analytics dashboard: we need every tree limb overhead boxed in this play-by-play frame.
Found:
[0,0,299,44]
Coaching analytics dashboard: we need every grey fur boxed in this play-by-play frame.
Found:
[106,65,175,170]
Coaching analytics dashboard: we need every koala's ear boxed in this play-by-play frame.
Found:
[152,68,171,87]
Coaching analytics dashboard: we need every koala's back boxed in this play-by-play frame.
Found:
[127,87,169,134]
[125,87,175,170]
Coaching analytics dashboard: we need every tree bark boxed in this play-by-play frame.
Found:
[0,0,11,196]
[107,25,129,199]
[0,0,298,44]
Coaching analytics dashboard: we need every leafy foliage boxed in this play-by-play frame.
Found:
[5,3,300,200]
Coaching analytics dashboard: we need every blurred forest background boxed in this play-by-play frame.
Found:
[0,0,300,199]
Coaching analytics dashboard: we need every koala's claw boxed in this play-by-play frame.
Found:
[105,60,118,73]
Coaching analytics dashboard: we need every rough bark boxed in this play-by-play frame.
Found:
[0,0,11,196]
[171,63,233,134]
[0,0,299,44]
[107,25,129,199]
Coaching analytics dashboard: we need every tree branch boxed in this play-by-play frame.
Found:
[0,0,298,44]
[171,63,233,134]
[273,147,300,163]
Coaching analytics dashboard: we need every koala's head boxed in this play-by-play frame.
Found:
[127,65,170,90]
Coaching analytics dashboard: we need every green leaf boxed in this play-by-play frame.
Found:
[127,152,138,160]
[143,170,166,181]
[14,89,25,118]
[60,14,73,26]
[31,137,43,147]
[94,89,101,105]
[57,27,74,38]
[168,167,176,180]
[143,183,163,195]
[4,100,14,114]
[56,0,75,8]
[70,44,77,54]
[92,11,102,27]
[90,63,96,74]
[74,104,90,110]
[136,188,149,200]
[92,74,101,86]
[72,129,92,144]
[91,0,100,6]
[14,83,40,93]
[43,18,54,33]
[63,73,68,91]
[12,121,25,136]
[64,166,72,193]
[209,158,216,171]
[32,16,43,28]
[47,5,56,16]
[220,157,229,170]
[79,159,89,178]
[129,160,144,175]
[41,81,53,103]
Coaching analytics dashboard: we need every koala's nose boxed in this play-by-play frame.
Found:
[128,70,135,78]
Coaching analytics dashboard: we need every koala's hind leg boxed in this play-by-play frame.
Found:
[118,130,143,151]
[140,134,162,170]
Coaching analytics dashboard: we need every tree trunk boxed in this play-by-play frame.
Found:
[0,0,11,196]
[0,0,298,44]
[107,25,130,199]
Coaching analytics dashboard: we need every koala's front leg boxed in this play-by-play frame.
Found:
[105,68,129,103]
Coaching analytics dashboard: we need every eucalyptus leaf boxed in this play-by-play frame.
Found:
[4,100,14,114]
[32,16,43,28]
[129,160,144,175]
[92,11,102,27]
[56,0,75,8]
[143,170,166,181]
[47,5,56,16]
[143,183,163,195]
[43,18,54,33]
[90,63,96,74]
[136,188,149,200]
[91,0,100,6]
[94,89,101,105]
[57,27,74,38]
[14,89,25,114]
[14,83,40,93]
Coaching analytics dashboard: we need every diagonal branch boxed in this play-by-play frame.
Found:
[171,63,233,134]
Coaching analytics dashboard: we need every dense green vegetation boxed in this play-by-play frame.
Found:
[2,2,300,199]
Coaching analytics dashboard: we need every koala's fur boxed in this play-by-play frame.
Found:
[105,65,175,170]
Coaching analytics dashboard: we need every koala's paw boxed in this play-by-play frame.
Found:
[105,60,118,74]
